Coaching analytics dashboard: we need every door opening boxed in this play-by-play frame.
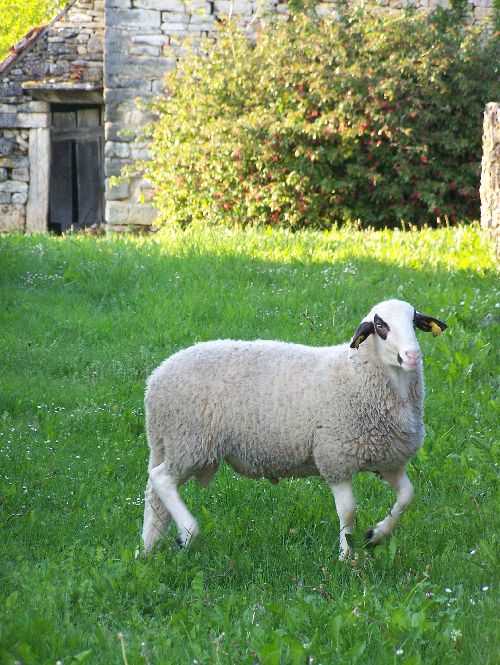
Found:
[49,104,104,234]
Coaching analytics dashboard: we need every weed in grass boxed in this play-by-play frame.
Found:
[0,224,498,664]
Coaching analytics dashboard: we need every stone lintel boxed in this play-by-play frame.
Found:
[0,113,50,129]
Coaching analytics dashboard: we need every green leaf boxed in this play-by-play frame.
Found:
[71,650,93,663]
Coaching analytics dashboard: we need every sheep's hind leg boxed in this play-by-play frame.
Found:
[330,480,357,561]
[365,467,414,547]
[149,462,200,548]
[142,479,172,554]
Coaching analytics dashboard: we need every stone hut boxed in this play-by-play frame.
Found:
[0,0,495,234]
[0,0,104,233]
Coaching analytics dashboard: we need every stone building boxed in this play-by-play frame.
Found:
[0,0,495,234]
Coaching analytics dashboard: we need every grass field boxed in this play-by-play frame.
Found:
[0,224,498,664]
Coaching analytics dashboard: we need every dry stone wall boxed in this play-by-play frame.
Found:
[0,0,103,232]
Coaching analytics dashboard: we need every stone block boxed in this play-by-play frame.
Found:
[131,33,170,45]
[161,11,190,22]
[24,127,50,233]
[49,61,71,77]
[74,33,91,42]
[16,134,29,151]
[88,34,104,52]
[104,89,137,105]
[151,79,167,94]
[0,114,17,129]
[0,168,7,181]
[105,122,136,142]
[105,76,153,91]
[214,0,252,15]
[12,192,28,205]
[106,199,157,225]
[0,181,28,194]
[106,56,173,78]
[160,21,190,32]
[67,12,95,22]
[105,0,132,7]
[106,8,161,28]
[130,43,161,56]
[134,0,185,9]
[0,156,29,169]
[0,137,15,156]
[0,193,11,204]
[105,141,131,158]
[106,177,130,199]
[105,157,132,177]
[0,82,23,98]
[22,60,50,78]
[15,113,50,129]
[0,204,25,232]
[188,21,214,31]
[19,102,50,114]
[130,143,150,160]
[12,168,29,181]
[190,0,211,10]
[123,106,156,126]
[105,27,130,53]
[190,12,215,25]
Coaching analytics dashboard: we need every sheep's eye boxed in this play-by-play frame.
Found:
[376,322,384,329]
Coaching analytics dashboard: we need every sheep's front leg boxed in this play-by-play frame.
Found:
[330,480,356,561]
[365,467,414,546]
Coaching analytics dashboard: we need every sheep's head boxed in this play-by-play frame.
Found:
[350,300,447,372]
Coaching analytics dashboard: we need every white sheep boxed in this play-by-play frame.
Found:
[141,299,447,559]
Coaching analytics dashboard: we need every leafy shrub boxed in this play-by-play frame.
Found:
[141,4,499,229]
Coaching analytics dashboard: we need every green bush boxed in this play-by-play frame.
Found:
[141,5,499,229]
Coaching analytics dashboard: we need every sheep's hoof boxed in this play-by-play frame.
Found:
[364,529,377,549]
[176,537,186,549]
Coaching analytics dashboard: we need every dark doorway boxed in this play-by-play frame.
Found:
[49,104,104,234]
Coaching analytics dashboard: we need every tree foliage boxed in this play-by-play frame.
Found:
[0,0,66,62]
[142,5,499,229]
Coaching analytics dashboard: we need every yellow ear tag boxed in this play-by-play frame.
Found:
[430,321,442,337]
[354,335,364,349]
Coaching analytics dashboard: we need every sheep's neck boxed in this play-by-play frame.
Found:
[386,365,415,397]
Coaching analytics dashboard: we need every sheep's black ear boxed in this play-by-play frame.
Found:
[414,311,447,337]
[350,321,375,349]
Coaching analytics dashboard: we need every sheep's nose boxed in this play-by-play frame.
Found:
[405,350,421,364]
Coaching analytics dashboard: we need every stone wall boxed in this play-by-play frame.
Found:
[104,0,494,231]
[0,0,104,232]
[0,0,495,232]
[480,103,500,253]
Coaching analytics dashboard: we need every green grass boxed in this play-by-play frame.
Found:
[0,224,498,665]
